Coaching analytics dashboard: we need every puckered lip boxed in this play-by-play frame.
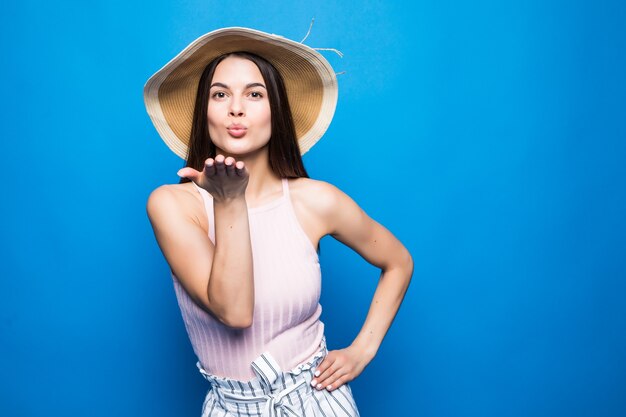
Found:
[226,123,247,138]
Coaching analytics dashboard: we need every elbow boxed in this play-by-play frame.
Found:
[405,250,414,275]
[396,249,414,295]
[198,297,254,329]
[382,248,413,287]
[219,313,254,329]
[398,247,414,282]
[212,302,254,329]
[206,282,255,329]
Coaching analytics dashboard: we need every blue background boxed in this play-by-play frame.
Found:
[2,0,625,416]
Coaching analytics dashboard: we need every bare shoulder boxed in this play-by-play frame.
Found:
[146,182,207,229]
[288,177,343,210]
[288,177,364,236]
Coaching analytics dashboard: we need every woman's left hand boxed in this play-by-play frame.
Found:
[311,345,374,392]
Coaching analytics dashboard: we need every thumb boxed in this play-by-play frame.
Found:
[177,167,200,181]
[176,167,202,185]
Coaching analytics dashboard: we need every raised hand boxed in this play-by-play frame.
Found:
[177,154,249,203]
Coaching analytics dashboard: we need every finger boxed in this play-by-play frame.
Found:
[315,366,343,390]
[312,355,332,381]
[325,368,351,391]
[311,355,336,389]
[203,158,216,177]
[326,374,351,392]
[235,161,247,177]
[177,167,201,181]
[317,355,343,384]
[224,157,236,176]
[215,155,226,176]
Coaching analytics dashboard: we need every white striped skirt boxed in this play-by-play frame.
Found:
[196,336,360,417]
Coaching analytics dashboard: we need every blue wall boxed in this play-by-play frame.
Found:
[2,1,625,416]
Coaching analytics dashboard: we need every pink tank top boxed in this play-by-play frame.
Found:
[171,178,325,381]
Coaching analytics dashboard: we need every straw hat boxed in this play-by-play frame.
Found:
[144,27,339,159]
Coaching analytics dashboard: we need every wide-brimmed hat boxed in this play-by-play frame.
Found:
[144,27,339,159]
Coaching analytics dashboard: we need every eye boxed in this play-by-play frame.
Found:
[211,91,227,99]
[249,91,263,99]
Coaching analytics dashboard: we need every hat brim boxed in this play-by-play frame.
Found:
[144,27,338,159]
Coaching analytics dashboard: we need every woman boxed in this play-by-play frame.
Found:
[144,28,413,416]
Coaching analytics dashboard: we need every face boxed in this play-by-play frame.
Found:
[207,56,272,158]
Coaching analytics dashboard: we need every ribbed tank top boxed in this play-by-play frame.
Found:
[171,178,325,381]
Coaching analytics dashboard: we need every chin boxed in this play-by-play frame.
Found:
[216,142,269,158]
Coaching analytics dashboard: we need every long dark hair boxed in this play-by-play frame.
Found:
[180,52,309,183]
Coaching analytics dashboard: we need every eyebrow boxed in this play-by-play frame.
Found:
[209,82,267,89]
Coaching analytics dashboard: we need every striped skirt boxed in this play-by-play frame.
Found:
[196,336,360,417]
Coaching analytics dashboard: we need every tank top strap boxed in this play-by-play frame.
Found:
[191,180,201,192]
[278,178,319,260]
[281,178,289,198]
[190,181,215,243]
[190,180,208,203]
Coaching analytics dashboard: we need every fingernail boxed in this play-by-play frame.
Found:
[326,385,332,391]
[316,383,322,390]
[314,370,320,377]
[176,170,184,177]
[311,379,317,387]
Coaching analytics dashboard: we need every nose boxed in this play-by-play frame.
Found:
[229,96,245,117]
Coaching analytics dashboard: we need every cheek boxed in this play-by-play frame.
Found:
[259,104,272,127]
[206,104,219,126]
[206,116,217,137]
[206,104,225,137]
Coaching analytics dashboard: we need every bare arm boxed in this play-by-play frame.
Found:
[309,182,414,391]
[146,155,254,328]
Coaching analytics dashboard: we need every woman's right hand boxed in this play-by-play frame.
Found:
[177,154,249,203]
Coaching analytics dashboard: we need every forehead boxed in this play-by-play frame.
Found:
[212,56,264,84]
